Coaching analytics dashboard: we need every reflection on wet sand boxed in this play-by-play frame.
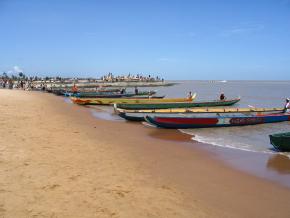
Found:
[267,154,290,174]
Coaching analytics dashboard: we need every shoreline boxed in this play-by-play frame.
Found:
[88,103,290,189]
[1,89,290,217]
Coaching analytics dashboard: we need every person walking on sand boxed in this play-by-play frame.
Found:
[283,98,290,113]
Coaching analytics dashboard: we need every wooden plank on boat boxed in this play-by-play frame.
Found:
[121,107,284,114]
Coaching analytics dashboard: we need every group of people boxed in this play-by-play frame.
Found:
[0,79,14,89]
[0,79,35,90]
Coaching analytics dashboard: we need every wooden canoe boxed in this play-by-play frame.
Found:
[71,93,196,105]
[116,106,284,114]
[269,132,290,151]
[145,112,290,129]
[115,106,285,122]
[96,88,121,92]
[115,98,240,110]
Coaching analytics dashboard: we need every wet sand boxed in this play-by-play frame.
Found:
[1,89,290,218]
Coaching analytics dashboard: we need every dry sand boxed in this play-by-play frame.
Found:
[1,89,290,218]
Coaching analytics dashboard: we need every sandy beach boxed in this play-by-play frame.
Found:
[1,89,290,218]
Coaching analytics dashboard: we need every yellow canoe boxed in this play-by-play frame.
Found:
[71,93,197,105]
[116,107,284,114]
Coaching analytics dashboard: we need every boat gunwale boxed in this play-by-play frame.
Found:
[115,106,285,114]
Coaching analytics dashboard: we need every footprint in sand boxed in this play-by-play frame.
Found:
[161,185,172,190]
[42,184,61,190]
[95,207,118,217]
[68,174,81,181]
[107,186,131,198]
[0,204,6,214]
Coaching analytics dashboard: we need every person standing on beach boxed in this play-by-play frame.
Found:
[8,79,13,89]
[283,98,290,113]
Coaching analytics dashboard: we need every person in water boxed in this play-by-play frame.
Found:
[135,86,139,95]
[220,93,226,100]
[283,98,290,113]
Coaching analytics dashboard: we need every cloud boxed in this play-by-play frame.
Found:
[220,24,264,37]
[5,66,23,75]
[13,66,23,73]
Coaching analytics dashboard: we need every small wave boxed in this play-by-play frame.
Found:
[179,129,290,157]
[142,121,156,128]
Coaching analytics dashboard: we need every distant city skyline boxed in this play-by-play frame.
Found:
[1,0,290,79]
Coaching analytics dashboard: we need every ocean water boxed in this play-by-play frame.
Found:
[147,80,290,156]
[86,80,290,155]
[82,80,290,187]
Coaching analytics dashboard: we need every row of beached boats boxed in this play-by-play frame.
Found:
[69,90,289,130]
[50,88,161,98]
[48,87,289,151]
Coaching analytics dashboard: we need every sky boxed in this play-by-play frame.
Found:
[0,0,290,80]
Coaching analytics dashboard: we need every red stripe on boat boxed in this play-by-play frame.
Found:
[155,117,218,125]
[74,99,90,104]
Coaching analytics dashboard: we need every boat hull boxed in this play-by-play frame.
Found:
[116,98,240,110]
[71,96,196,105]
[118,112,145,121]
[117,111,202,122]
[269,132,290,151]
[115,106,284,122]
[145,113,290,129]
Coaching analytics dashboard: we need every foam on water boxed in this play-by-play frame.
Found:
[180,124,290,157]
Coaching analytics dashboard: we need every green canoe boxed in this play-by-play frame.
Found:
[269,132,290,152]
[115,98,240,110]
